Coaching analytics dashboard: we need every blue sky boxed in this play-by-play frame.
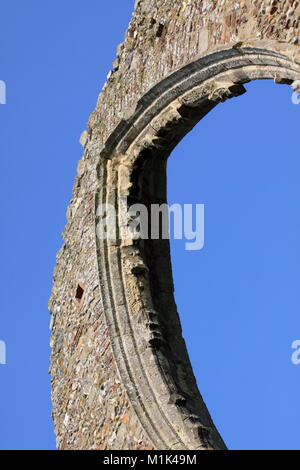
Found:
[0,1,299,450]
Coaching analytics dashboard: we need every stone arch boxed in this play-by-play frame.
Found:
[50,1,300,450]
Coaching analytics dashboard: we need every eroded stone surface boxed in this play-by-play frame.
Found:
[50,0,300,450]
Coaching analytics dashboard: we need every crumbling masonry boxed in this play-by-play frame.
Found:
[49,0,300,450]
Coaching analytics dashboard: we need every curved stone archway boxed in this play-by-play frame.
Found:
[50,1,300,450]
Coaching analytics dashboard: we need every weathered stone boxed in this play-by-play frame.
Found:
[79,130,88,147]
[50,0,300,451]
[292,79,300,92]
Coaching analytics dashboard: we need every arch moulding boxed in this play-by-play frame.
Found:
[50,0,300,450]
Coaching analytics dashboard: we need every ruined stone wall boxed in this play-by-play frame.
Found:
[50,0,300,450]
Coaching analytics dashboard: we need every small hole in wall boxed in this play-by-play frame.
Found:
[156,23,164,38]
[75,284,84,301]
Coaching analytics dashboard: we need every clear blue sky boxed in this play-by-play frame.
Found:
[0,1,299,450]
